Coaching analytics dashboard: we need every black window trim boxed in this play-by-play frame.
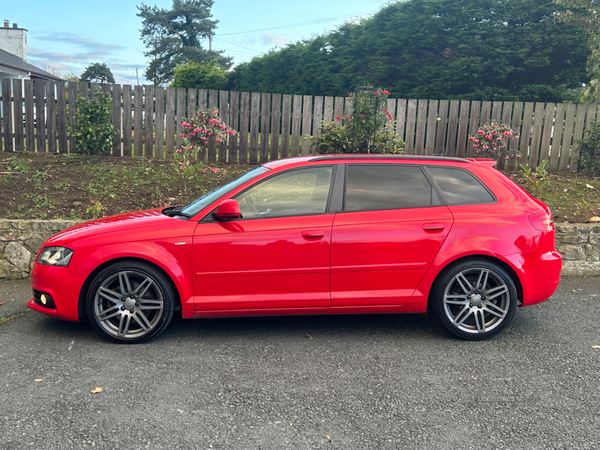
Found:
[422,165,498,206]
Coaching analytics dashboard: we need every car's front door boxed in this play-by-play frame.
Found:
[192,166,335,311]
[331,164,453,306]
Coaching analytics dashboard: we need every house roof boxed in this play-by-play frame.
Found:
[0,48,63,82]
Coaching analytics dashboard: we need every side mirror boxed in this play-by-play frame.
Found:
[214,199,241,221]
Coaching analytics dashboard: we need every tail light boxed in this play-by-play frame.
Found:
[529,209,553,231]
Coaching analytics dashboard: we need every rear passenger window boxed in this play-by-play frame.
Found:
[428,167,495,205]
[344,165,438,212]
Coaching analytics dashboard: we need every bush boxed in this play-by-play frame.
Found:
[468,123,520,160]
[69,91,116,155]
[310,89,405,154]
[577,121,600,176]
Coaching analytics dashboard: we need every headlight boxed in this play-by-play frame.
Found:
[37,247,74,267]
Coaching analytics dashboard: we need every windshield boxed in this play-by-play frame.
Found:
[180,166,270,217]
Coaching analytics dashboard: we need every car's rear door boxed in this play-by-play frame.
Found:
[330,163,453,306]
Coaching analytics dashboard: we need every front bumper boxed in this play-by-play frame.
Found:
[29,263,87,321]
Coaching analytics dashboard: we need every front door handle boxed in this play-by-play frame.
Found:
[423,223,445,231]
[302,230,325,240]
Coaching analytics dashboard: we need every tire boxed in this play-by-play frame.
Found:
[432,260,517,340]
[86,261,176,344]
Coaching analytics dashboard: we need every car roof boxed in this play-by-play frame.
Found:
[261,155,497,169]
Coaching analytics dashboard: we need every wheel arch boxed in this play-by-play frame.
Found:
[426,255,524,316]
[77,257,182,321]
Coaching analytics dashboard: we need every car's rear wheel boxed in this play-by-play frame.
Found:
[433,260,517,340]
[86,261,175,344]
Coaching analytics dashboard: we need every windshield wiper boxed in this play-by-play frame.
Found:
[161,206,192,219]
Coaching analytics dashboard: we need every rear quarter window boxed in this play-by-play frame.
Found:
[428,166,495,205]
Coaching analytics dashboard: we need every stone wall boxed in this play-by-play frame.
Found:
[0,220,79,279]
[0,220,598,279]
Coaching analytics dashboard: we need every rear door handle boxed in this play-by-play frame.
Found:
[423,223,445,231]
[302,230,325,239]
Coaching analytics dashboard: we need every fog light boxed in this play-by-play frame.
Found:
[33,290,56,309]
[40,294,47,305]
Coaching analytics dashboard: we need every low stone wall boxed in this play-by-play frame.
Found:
[0,220,598,279]
[0,220,79,279]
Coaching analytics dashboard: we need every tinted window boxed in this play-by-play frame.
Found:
[344,165,437,212]
[235,167,333,219]
[428,167,495,205]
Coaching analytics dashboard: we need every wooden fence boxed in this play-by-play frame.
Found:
[0,78,597,171]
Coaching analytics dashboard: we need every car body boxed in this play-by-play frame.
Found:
[29,155,562,343]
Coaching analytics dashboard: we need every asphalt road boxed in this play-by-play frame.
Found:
[1,277,599,450]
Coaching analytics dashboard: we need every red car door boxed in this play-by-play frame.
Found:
[331,164,453,306]
[192,166,335,311]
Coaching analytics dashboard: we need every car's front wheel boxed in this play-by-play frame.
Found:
[433,260,517,340]
[86,261,176,343]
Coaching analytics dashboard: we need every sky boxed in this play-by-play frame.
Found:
[2,0,385,85]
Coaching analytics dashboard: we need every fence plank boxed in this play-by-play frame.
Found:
[559,103,576,171]
[538,103,556,168]
[528,103,545,168]
[111,84,121,156]
[479,101,492,126]
[323,96,334,123]
[291,95,302,156]
[519,102,534,164]
[198,89,208,110]
[466,101,480,157]
[249,92,260,164]
[207,90,218,163]
[494,102,513,170]
[569,104,588,170]
[122,85,132,156]
[405,99,417,154]
[176,88,186,150]
[154,86,164,159]
[133,86,143,156]
[187,88,197,119]
[280,94,292,159]
[219,90,229,163]
[144,86,154,158]
[396,99,407,142]
[424,99,438,155]
[491,101,502,122]
[259,92,271,163]
[1,79,12,152]
[239,92,250,164]
[549,103,565,172]
[414,99,427,155]
[270,93,281,161]
[333,96,344,121]
[165,87,175,159]
[456,100,470,158]
[301,95,312,155]
[25,80,35,152]
[67,82,77,152]
[35,80,46,153]
[446,100,460,157]
[436,100,449,156]
[13,79,23,152]
[56,82,67,153]
[507,102,523,171]
[228,91,239,164]
[312,96,323,154]
[46,82,56,153]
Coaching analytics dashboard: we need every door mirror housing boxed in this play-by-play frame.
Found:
[214,199,241,221]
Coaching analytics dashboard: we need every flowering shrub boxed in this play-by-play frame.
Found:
[311,89,404,154]
[176,108,236,175]
[468,123,520,160]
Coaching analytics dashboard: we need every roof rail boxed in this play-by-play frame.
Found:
[308,155,471,163]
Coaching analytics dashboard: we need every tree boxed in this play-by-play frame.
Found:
[171,61,227,90]
[227,0,589,102]
[137,0,232,85]
[80,63,116,84]
[556,0,600,102]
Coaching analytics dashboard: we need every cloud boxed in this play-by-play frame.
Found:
[260,33,288,47]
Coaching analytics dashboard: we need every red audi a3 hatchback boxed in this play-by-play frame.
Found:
[29,155,562,343]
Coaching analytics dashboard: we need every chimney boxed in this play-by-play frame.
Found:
[0,20,27,60]
[3,20,8,28]
[13,23,18,29]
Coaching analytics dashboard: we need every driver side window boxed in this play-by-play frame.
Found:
[235,167,334,219]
